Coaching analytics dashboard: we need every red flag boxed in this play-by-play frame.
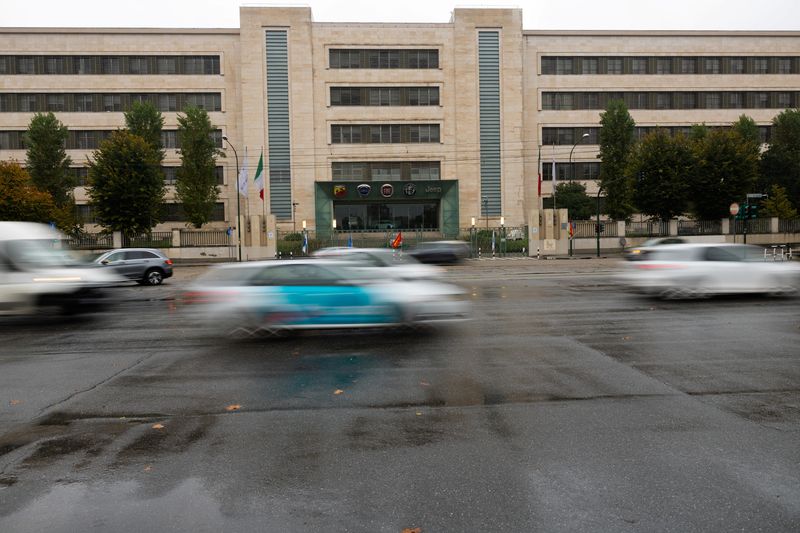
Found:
[391,231,403,249]
[537,171,542,197]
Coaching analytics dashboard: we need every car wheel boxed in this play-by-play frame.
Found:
[143,269,164,286]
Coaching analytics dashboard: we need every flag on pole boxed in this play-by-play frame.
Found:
[253,151,265,200]
[537,145,542,198]
[391,231,402,249]
[237,147,248,196]
[491,230,496,253]
[302,232,308,255]
[551,149,557,191]
[347,234,353,248]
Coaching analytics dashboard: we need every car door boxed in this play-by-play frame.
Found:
[121,251,150,280]
[703,246,751,292]
[100,251,131,278]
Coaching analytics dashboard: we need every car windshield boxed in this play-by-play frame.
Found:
[5,240,81,269]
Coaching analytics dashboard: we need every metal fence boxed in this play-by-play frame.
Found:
[730,218,771,235]
[678,219,722,236]
[180,230,230,247]
[626,221,669,237]
[68,233,113,249]
[572,220,618,238]
[779,219,800,233]
[122,232,173,248]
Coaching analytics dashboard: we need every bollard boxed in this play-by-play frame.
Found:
[478,247,481,259]
[290,251,293,260]
[537,247,540,260]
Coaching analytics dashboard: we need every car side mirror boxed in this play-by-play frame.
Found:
[101,260,110,265]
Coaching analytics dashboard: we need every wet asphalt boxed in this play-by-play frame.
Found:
[1,258,799,532]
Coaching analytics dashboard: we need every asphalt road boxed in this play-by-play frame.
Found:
[1,259,799,532]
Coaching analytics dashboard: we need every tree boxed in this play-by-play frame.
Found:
[732,114,761,148]
[597,99,636,220]
[24,112,73,207]
[87,131,165,237]
[762,184,798,219]
[688,127,759,220]
[629,129,693,221]
[760,109,800,208]
[175,106,223,228]
[555,182,594,220]
[124,101,165,155]
[0,161,56,223]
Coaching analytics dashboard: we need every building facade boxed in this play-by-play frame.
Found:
[1,7,798,249]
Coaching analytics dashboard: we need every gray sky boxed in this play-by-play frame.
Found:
[3,0,800,30]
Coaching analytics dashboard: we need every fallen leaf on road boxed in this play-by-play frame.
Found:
[226,404,241,411]
[419,380,430,387]
[333,389,344,395]
[9,400,21,406]
[144,465,152,472]
[622,336,631,340]
[416,412,422,416]
[152,423,165,430]
[402,528,422,533]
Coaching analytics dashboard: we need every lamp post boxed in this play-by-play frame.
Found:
[470,217,476,258]
[500,216,506,257]
[302,219,308,256]
[595,186,603,258]
[221,135,241,262]
[482,196,489,231]
[563,133,590,213]
[291,201,299,233]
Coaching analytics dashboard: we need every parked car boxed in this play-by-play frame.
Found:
[618,243,800,299]
[408,241,470,264]
[181,260,469,335]
[92,248,173,285]
[0,222,122,315]
[312,247,444,280]
[625,237,687,261]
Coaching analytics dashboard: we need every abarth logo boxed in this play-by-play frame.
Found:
[333,185,347,198]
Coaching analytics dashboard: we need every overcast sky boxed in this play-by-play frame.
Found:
[2,0,800,30]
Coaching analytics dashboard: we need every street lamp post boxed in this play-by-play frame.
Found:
[470,217,476,258]
[291,201,299,233]
[482,196,489,231]
[596,187,603,258]
[563,132,590,212]
[222,136,242,262]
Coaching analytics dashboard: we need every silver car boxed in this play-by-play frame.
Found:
[93,248,174,285]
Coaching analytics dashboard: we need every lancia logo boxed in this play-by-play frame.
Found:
[403,183,417,196]
[380,183,394,198]
[357,183,371,197]
[333,185,347,198]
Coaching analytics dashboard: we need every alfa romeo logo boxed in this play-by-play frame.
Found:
[380,183,394,198]
[403,183,416,196]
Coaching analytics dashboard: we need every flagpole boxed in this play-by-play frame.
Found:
[261,147,266,240]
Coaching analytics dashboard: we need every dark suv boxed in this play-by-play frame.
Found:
[93,248,174,285]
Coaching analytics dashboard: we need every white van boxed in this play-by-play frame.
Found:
[0,222,122,315]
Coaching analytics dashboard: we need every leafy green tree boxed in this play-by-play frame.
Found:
[732,114,761,148]
[688,123,709,142]
[597,99,636,220]
[760,109,800,208]
[0,161,57,223]
[688,127,759,220]
[629,129,693,221]
[555,182,594,220]
[88,131,165,237]
[762,184,798,219]
[24,112,73,207]
[124,101,165,155]
[175,106,223,228]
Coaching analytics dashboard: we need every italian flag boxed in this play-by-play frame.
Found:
[254,151,265,200]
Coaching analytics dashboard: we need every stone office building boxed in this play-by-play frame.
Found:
[1,7,798,254]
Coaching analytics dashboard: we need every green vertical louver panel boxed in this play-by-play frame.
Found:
[478,31,501,216]
[266,30,291,220]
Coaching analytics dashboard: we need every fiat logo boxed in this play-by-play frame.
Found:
[380,183,394,198]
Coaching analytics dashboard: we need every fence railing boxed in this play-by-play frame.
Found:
[678,219,722,236]
[68,233,113,249]
[572,220,618,238]
[779,219,800,233]
[626,221,669,237]
[730,218,771,235]
[122,232,173,248]
[180,230,230,247]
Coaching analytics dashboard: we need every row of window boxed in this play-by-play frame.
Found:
[331,124,440,144]
[0,93,222,113]
[76,202,225,223]
[0,129,223,150]
[541,125,773,145]
[329,49,439,69]
[542,91,800,110]
[541,162,601,181]
[0,55,221,75]
[67,166,225,186]
[330,87,440,106]
[541,56,799,75]
[332,161,441,181]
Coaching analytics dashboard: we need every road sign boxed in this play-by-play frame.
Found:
[729,202,740,216]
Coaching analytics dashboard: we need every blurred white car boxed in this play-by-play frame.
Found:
[312,247,444,280]
[182,260,469,335]
[618,243,800,299]
[0,222,123,315]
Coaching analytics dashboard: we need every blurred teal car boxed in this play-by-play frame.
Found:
[182,260,469,335]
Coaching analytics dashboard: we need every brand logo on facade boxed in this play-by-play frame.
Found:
[403,183,417,196]
[357,183,371,197]
[425,186,443,194]
[380,183,394,198]
[333,185,347,198]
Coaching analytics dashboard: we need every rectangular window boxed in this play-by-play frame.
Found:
[74,94,94,112]
[631,57,648,74]
[777,92,791,108]
[655,93,672,109]
[331,125,361,144]
[16,57,35,74]
[18,94,37,112]
[0,57,9,74]
[729,57,745,74]
[157,57,178,75]
[370,125,400,143]
[556,93,574,110]
[606,58,623,75]
[778,58,793,74]
[705,92,721,109]
[332,162,367,181]
[103,94,122,112]
[680,58,696,74]
[407,50,438,68]
[44,56,65,74]
[727,92,744,108]
[703,57,721,74]
[161,131,178,149]
[47,94,65,112]
[158,94,177,112]
[101,57,121,74]
[409,161,441,180]
[581,58,598,74]
[754,92,769,108]
[128,57,150,74]
[76,204,96,223]
[371,164,401,181]
[655,58,672,74]
[541,57,556,75]
[556,57,573,75]
[409,124,439,143]
[408,87,439,105]
[753,57,769,74]
[163,167,178,185]
[368,88,400,106]
[75,131,96,149]
[680,92,697,109]
[582,93,600,109]
[183,56,205,74]
[0,94,10,112]
[73,56,95,75]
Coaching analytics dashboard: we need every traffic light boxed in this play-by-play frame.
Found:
[749,204,758,219]
[741,204,751,219]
